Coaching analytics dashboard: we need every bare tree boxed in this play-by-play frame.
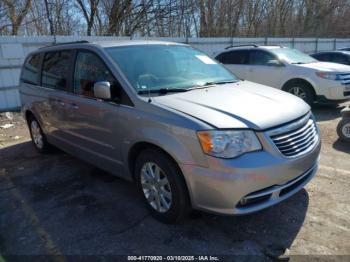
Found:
[44,0,55,35]
[2,0,32,35]
[76,0,99,35]
[2,0,350,38]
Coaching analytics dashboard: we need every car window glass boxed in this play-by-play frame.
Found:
[313,53,330,61]
[74,51,132,105]
[331,53,349,64]
[216,51,248,65]
[42,51,72,91]
[106,45,236,92]
[22,54,41,85]
[249,50,275,65]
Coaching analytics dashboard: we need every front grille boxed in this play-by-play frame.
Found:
[269,115,319,157]
[337,73,350,85]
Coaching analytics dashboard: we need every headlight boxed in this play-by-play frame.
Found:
[197,130,262,158]
[316,71,340,80]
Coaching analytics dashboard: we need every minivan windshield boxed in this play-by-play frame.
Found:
[270,48,317,64]
[105,45,237,94]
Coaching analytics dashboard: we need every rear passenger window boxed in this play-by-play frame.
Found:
[216,51,248,64]
[41,51,72,91]
[22,54,41,85]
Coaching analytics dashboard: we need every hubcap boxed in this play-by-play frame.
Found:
[289,87,307,100]
[140,162,172,213]
[31,120,43,149]
[342,123,350,138]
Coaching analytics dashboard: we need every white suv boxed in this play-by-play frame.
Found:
[215,45,350,104]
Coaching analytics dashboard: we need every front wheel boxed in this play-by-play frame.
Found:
[337,118,350,142]
[284,82,315,105]
[135,149,191,224]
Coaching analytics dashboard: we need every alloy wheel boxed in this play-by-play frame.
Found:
[342,123,350,138]
[31,120,44,149]
[289,86,307,100]
[140,162,172,213]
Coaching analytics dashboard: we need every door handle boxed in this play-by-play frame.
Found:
[57,100,65,106]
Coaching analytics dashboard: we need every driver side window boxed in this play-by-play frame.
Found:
[249,50,276,65]
[74,51,115,98]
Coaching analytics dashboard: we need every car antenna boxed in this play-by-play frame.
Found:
[148,85,152,103]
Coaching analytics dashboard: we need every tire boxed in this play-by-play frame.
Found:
[134,149,191,224]
[27,116,51,153]
[284,81,315,105]
[337,118,350,143]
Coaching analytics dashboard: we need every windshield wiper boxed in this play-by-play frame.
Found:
[200,80,238,86]
[137,88,189,95]
[291,62,307,64]
[137,80,238,95]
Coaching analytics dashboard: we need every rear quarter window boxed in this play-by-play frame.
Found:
[21,54,41,85]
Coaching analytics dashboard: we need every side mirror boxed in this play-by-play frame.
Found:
[267,59,283,67]
[94,81,111,99]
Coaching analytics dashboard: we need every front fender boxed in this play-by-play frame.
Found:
[281,76,317,92]
[121,125,209,175]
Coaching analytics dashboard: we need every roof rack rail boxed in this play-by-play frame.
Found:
[268,44,285,48]
[225,44,258,50]
[224,44,287,50]
[40,40,90,49]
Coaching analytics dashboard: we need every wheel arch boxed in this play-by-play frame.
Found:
[281,78,316,97]
[127,141,193,205]
[128,142,182,180]
[24,109,49,135]
[25,109,35,122]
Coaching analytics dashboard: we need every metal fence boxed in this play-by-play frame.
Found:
[1,36,350,111]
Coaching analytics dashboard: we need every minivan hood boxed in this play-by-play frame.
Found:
[297,61,350,72]
[154,81,310,130]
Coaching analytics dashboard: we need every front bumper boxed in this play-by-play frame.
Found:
[180,140,321,215]
[318,81,350,100]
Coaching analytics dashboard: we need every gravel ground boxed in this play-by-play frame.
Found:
[0,104,349,261]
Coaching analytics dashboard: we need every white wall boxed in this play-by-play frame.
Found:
[1,36,350,111]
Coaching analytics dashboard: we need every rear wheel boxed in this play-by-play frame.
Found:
[337,118,350,142]
[284,82,315,105]
[135,149,191,223]
[28,116,50,153]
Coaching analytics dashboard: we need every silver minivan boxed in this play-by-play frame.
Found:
[20,41,321,223]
